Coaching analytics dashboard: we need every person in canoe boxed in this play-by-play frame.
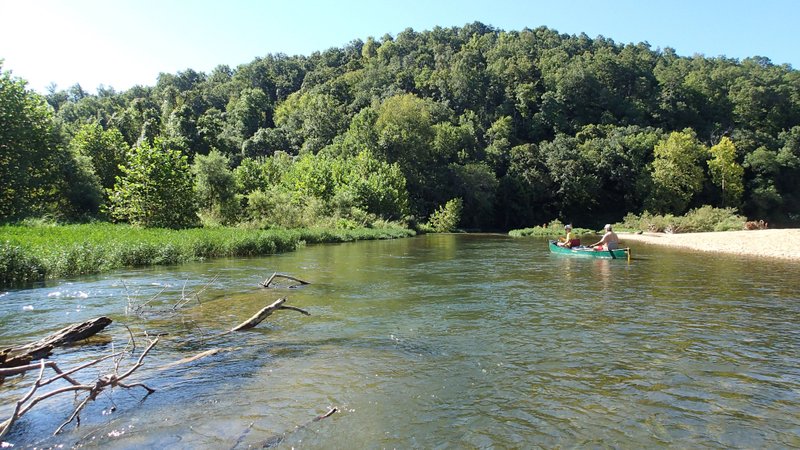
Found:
[589,224,620,250]
[557,224,580,248]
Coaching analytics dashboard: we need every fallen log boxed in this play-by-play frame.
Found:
[260,272,310,288]
[1,317,112,370]
[230,298,310,332]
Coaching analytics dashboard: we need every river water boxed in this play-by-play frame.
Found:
[1,234,799,448]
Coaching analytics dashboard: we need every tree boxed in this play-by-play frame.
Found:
[338,150,410,220]
[223,88,272,151]
[273,91,348,154]
[541,134,599,222]
[192,150,240,225]
[497,143,557,228]
[647,129,706,214]
[69,122,129,191]
[484,116,513,176]
[107,138,198,228]
[707,136,744,208]
[446,162,498,229]
[0,64,65,220]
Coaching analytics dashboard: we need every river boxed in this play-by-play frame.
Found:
[1,234,799,448]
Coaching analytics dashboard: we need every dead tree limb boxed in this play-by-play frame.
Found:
[0,338,158,439]
[1,317,112,370]
[54,337,158,434]
[229,298,310,332]
[260,272,310,288]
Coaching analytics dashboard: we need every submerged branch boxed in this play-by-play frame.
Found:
[260,272,310,288]
[229,298,310,332]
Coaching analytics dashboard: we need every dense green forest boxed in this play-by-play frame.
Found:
[3,22,799,230]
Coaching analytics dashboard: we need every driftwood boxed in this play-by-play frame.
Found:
[230,298,310,332]
[0,337,158,440]
[260,272,310,289]
[2,274,315,443]
[1,317,112,372]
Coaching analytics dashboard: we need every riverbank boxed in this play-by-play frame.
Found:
[619,229,800,261]
[0,223,416,287]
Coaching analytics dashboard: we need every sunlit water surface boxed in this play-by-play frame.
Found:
[1,234,799,448]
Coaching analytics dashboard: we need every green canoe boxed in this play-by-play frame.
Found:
[548,240,631,260]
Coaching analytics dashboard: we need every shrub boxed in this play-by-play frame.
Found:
[615,206,745,233]
[0,243,45,286]
[508,220,594,238]
[427,198,463,232]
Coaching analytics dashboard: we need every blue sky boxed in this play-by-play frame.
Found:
[1,0,797,93]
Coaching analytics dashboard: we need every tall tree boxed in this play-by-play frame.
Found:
[192,150,239,224]
[707,136,744,208]
[647,129,706,214]
[0,65,64,220]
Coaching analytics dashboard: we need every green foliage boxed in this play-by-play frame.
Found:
[446,162,498,229]
[274,91,348,154]
[707,136,744,208]
[282,153,343,201]
[192,150,240,225]
[245,187,308,228]
[0,65,63,221]
[508,219,594,237]
[617,206,746,233]
[70,122,130,190]
[647,129,706,214]
[0,242,45,286]
[338,150,410,220]
[426,198,463,232]
[5,22,800,228]
[0,223,414,287]
[107,138,198,228]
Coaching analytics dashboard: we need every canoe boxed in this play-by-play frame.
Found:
[548,240,631,260]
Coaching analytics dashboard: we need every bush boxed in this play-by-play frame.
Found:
[508,219,594,238]
[0,243,45,286]
[615,206,746,233]
[427,198,463,232]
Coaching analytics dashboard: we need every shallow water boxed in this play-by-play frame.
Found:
[1,234,799,448]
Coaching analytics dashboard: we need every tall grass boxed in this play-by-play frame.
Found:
[0,223,414,288]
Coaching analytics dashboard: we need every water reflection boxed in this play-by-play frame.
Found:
[1,235,799,448]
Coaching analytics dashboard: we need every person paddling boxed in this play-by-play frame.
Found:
[590,224,619,250]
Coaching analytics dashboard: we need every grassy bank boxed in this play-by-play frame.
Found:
[0,223,415,287]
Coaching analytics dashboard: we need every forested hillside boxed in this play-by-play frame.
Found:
[3,22,799,230]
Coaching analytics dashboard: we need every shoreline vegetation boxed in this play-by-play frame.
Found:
[0,223,415,288]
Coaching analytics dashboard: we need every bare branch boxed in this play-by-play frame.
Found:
[278,305,311,316]
[230,298,287,331]
[260,273,310,288]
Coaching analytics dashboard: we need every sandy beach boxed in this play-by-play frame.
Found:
[618,229,800,261]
